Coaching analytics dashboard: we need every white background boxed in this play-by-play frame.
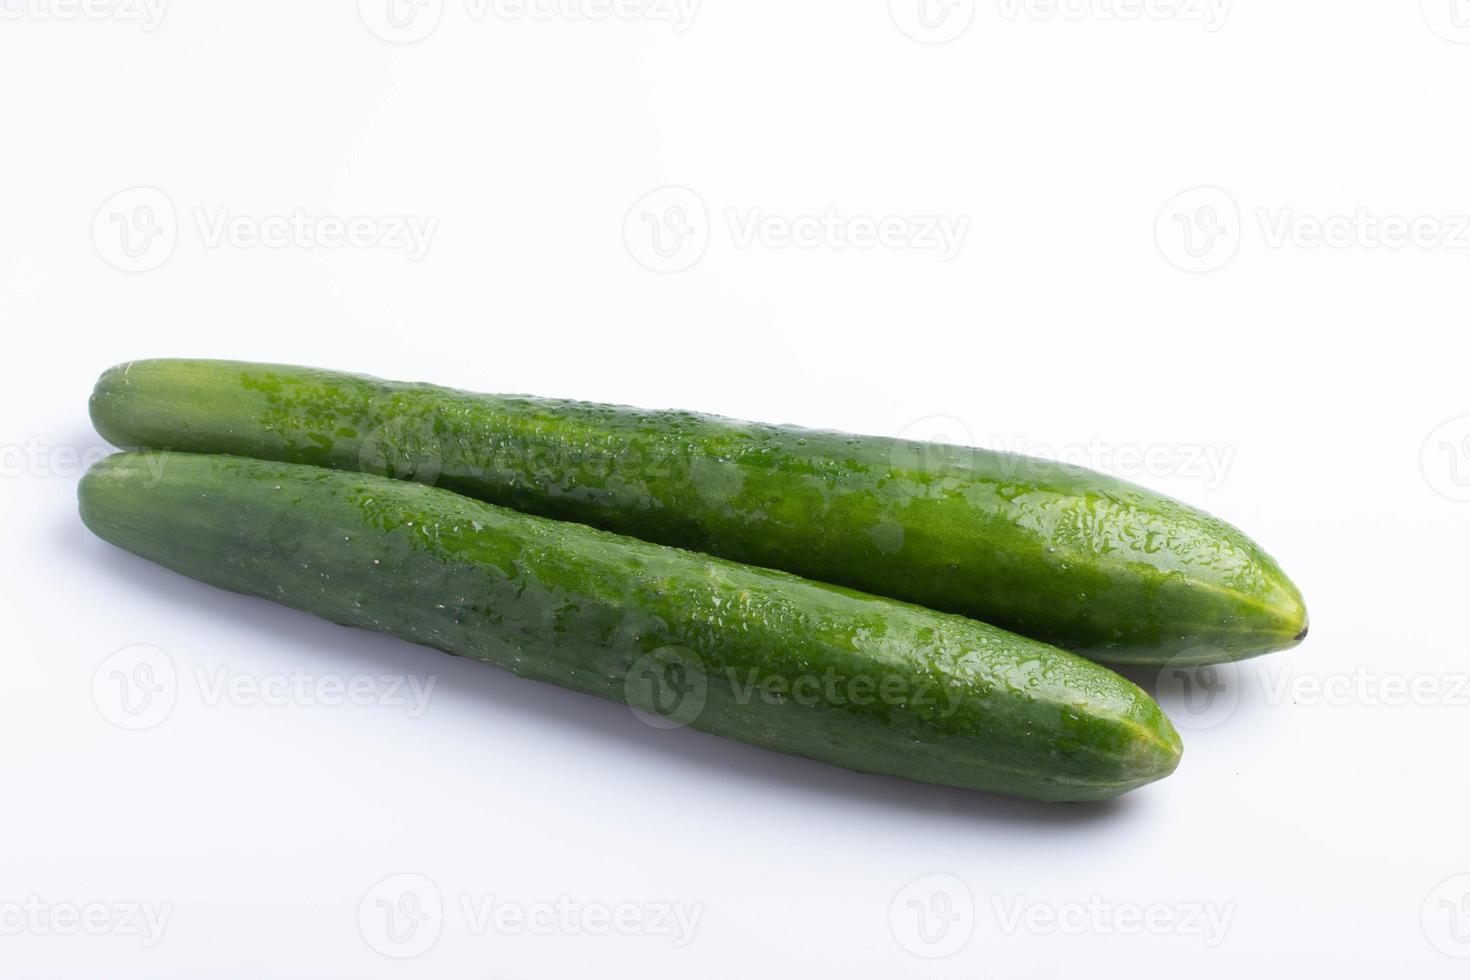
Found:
[3,1,1469,976]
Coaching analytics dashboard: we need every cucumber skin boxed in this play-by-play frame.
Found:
[78,452,1181,803]
[89,359,1308,667]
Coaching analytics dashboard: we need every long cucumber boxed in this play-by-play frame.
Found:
[89,359,1308,666]
[78,452,1182,802]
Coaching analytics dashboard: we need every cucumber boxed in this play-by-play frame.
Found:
[78,452,1181,802]
[89,359,1307,666]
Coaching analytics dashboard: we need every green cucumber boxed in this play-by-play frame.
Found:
[78,452,1181,802]
[89,359,1307,666]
